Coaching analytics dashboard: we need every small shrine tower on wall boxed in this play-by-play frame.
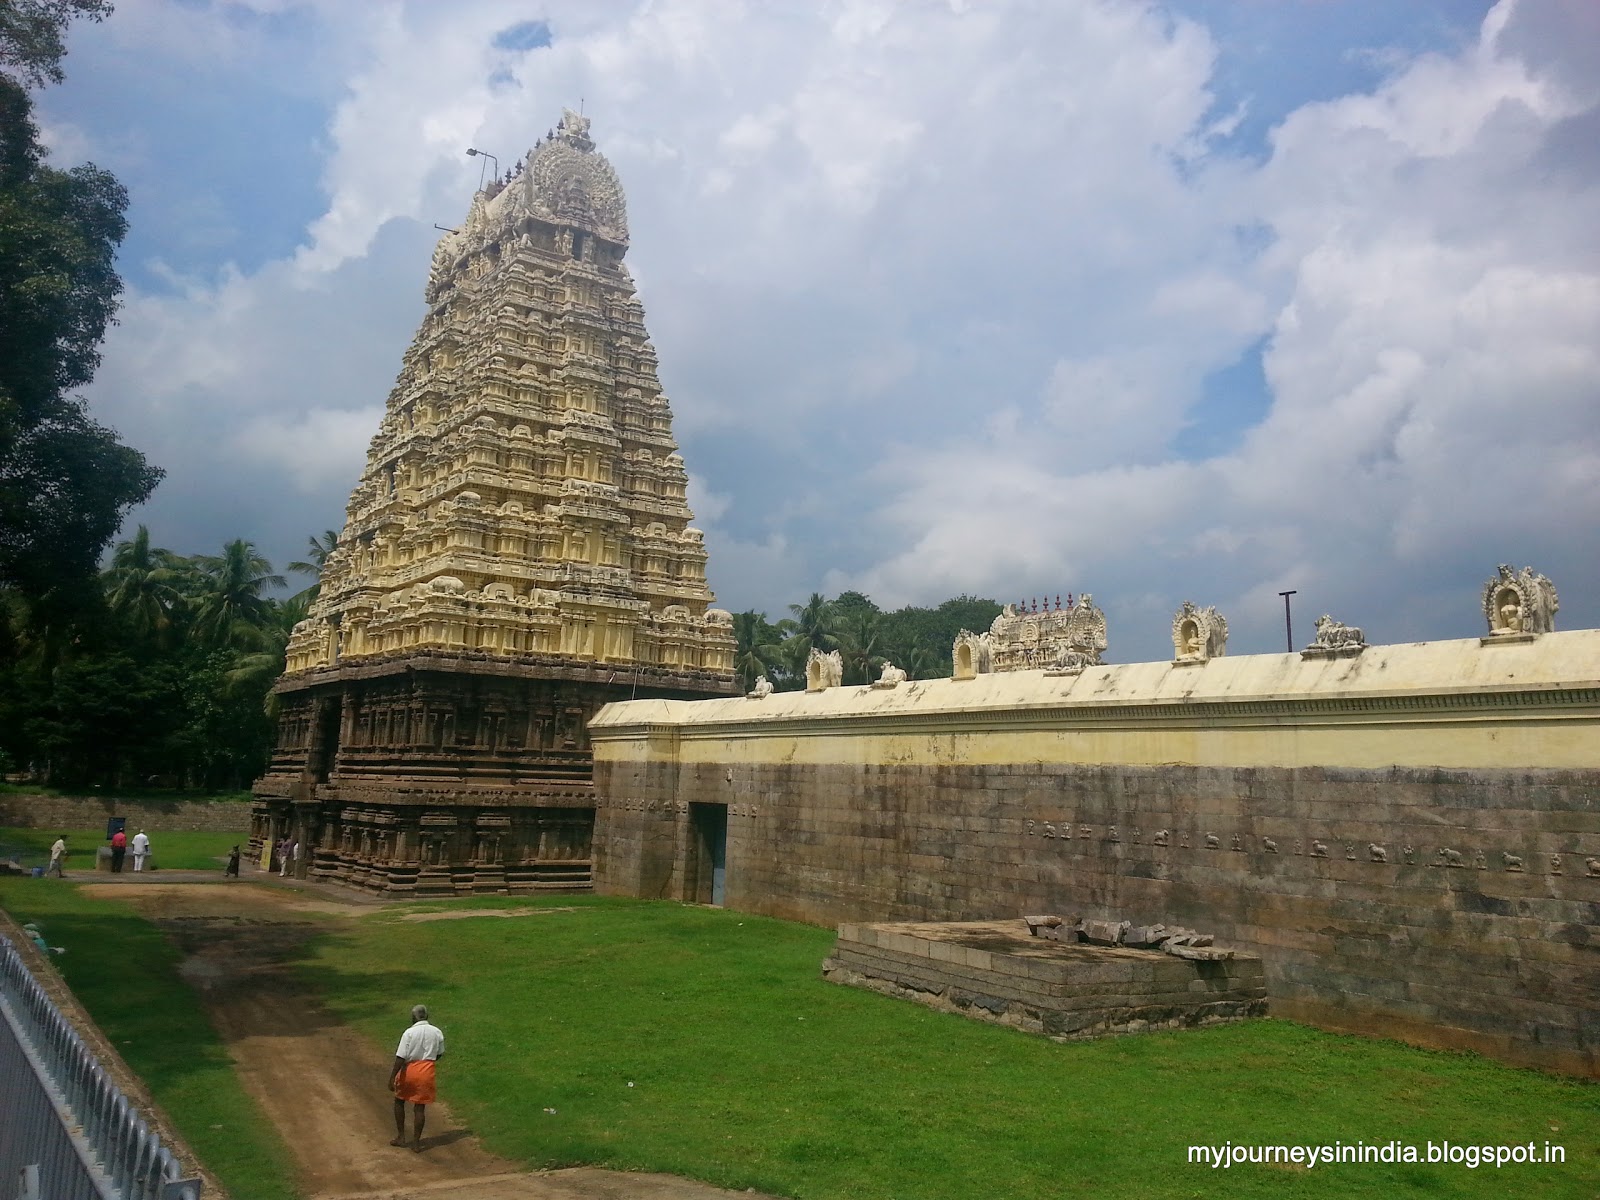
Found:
[252,110,737,894]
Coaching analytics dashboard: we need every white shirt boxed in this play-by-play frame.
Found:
[132,833,149,854]
[395,1020,445,1062]
[50,839,64,861]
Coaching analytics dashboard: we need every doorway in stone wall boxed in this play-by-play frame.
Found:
[689,802,727,905]
[311,699,342,783]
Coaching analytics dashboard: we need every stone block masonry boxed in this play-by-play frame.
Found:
[591,629,1600,1076]
[249,109,737,895]
[823,920,1266,1040]
[0,794,253,834]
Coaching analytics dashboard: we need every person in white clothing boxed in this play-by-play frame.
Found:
[389,1005,445,1151]
[130,830,150,871]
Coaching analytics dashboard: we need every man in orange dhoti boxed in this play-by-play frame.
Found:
[389,1004,445,1150]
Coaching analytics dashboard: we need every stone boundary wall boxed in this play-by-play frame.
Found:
[590,631,1600,1076]
[0,794,253,834]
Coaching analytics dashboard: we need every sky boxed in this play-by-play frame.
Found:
[37,0,1600,663]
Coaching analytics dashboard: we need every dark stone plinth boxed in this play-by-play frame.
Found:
[822,919,1267,1041]
[252,662,733,897]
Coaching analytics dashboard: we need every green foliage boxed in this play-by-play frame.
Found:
[735,590,1001,688]
[731,609,785,693]
[190,538,287,649]
[21,650,186,788]
[0,529,300,789]
[285,527,338,604]
[0,879,299,1200]
[102,524,188,643]
[882,594,1003,677]
[0,4,161,605]
[0,1,114,89]
[834,605,888,685]
[778,590,839,682]
[300,897,1600,1200]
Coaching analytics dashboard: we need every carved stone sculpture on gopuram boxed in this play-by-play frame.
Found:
[986,596,1107,673]
[251,110,737,896]
[1301,615,1366,659]
[1482,564,1558,641]
[1171,600,1227,664]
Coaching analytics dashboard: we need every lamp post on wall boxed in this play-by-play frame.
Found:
[465,147,499,190]
[1279,590,1298,653]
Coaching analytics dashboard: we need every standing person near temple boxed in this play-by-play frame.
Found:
[46,836,67,878]
[389,1005,445,1152]
[109,827,127,873]
[131,829,151,871]
[225,845,241,877]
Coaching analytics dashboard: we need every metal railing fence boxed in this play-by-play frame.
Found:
[0,934,203,1200]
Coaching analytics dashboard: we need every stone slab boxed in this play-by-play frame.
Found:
[824,919,1266,1041]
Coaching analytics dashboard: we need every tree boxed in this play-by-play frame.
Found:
[880,594,1002,678]
[731,609,784,693]
[0,2,161,605]
[780,591,837,678]
[21,648,182,787]
[287,528,339,602]
[192,539,286,648]
[226,592,308,716]
[1,2,113,89]
[895,642,940,681]
[102,523,185,642]
[835,606,888,685]
[831,590,880,623]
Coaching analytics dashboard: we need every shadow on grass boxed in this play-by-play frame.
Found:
[0,881,300,1200]
[296,925,443,1027]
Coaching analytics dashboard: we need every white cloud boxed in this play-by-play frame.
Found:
[63,0,1598,661]
[233,406,384,495]
[848,0,1600,656]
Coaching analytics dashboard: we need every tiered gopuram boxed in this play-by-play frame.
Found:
[252,110,737,894]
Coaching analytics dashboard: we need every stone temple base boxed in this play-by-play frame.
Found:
[822,919,1267,1041]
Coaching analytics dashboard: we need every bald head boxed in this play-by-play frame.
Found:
[412,1005,429,1022]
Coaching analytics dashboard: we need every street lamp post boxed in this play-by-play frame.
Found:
[465,147,499,190]
[1279,590,1298,653]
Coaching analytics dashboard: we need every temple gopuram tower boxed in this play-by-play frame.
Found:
[251,110,737,895]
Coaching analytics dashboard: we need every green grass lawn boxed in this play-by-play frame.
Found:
[2,885,1595,1200]
[303,896,1600,1200]
[0,827,247,871]
[0,880,299,1200]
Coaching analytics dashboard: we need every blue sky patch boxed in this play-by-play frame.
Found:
[1175,335,1272,461]
[492,20,553,53]
[1169,0,1493,160]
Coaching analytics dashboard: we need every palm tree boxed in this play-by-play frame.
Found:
[102,525,187,644]
[732,610,784,693]
[226,592,310,716]
[287,528,340,602]
[835,607,888,685]
[780,592,837,677]
[192,539,286,648]
[897,642,941,681]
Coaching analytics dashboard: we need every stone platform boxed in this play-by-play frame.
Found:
[822,919,1266,1041]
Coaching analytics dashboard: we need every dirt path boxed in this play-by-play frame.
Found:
[82,883,778,1200]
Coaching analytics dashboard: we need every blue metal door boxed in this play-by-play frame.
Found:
[708,805,727,905]
[692,803,728,905]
